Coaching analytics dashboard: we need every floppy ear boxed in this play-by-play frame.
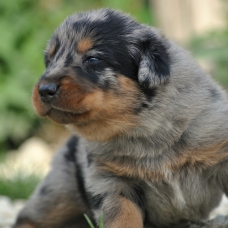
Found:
[137,30,170,88]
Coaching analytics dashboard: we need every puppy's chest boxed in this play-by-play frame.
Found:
[84,147,221,224]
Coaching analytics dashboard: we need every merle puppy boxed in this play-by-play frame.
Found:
[14,8,228,228]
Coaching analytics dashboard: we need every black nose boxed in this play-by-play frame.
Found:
[39,83,59,102]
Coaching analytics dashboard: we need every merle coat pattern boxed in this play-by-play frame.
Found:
[13,9,228,228]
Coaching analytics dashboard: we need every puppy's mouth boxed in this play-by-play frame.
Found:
[33,94,92,125]
[46,107,91,124]
[44,102,89,115]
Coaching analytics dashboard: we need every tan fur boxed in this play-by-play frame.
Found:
[172,141,228,170]
[32,83,51,117]
[41,197,82,226]
[107,196,143,228]
[77,38,93,54]
[14,201,86,228]
[70,76,141,141]
[98,159,166,181]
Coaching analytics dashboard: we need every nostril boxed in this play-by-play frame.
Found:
[39,83,59,102]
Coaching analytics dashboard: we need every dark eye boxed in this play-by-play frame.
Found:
[84,57,100,64]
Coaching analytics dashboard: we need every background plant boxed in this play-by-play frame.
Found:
[189,27,228,87]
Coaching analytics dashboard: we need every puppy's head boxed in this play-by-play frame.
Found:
[32,9,170,141]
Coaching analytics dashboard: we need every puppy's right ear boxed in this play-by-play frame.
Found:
[137,28,171,89]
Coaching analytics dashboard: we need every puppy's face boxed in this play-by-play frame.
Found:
[32,9,170,141]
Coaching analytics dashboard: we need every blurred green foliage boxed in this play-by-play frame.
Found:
[0,0,152,152]
[0,173,41,199]
[187,0,228,86]
[190,26,228,87]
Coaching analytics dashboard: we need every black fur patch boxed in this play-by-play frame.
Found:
[55,47,65,62]
[39,186,51,195]
[141,32,170,77]
[54,37,61,56]
[88,193,106,210]
[65,52,74,66]
[137,31,170,88]
[64,135,78,162]
[72,66,100,84]
[120,184,146,218]
[75,161,90,207]
[64,136,90,207]
[135,102,150,114]
[209,88,221,100]
[140,86,157,102]
[132,185,146,211]
[44,53,50,68]
[141,102,149,109]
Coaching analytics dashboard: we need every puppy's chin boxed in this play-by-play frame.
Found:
[46,108,91,125]
[32,93,92,125]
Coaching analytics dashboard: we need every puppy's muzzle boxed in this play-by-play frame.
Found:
[39,83,59,102]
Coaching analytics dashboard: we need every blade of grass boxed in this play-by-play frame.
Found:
[84,214,95,228]
[99,212,104,228]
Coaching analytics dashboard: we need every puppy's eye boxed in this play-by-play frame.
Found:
[84,57,100,64]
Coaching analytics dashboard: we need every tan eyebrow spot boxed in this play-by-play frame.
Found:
[77,38,93,54]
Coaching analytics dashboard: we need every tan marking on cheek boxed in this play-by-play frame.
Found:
[71,75,142,141]
[71,87,141,141]
[59,77,87,108]
[106,196,143,228]
[71,114,140,142]
[77,38,93,54]
[80,89,104,110]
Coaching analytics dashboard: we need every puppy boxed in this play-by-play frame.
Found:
[14,8,228,228]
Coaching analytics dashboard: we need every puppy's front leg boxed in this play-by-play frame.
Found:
[93,194,144,228]
[88,172,144,228]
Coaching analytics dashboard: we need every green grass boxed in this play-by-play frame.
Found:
[84,213,104,228]
[0,173,41,200]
